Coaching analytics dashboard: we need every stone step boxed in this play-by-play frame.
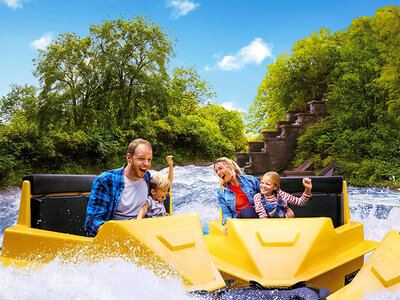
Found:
[262,131,279,139]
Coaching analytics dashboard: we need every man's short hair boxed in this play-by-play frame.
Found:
[149,173,171,191]
[127,139,152,156]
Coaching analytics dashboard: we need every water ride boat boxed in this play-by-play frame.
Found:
[0,174,399,298]
[0,174,225,292]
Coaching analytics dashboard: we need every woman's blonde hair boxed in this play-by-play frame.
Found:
[213,157,242,190]
[261,171,281,189]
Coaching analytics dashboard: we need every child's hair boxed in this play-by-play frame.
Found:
[213,157,242,190]
[261,171,281,189]
[149,173,171,191]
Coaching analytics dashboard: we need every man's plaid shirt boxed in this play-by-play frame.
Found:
[85,165,151,236]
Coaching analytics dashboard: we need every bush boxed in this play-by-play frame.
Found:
[0,155,16,187]
[153,115,235,163]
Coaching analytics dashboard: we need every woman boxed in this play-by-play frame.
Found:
[214,157,260,227]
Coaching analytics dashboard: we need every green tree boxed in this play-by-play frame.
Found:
[247,5,400,187]
[1,15,248,187]
[247,28,338,133]
[296,6,400,186]
[168,66,215,116]
[0,84,39,125]
[199,104,247,153]
[33,16,175,132]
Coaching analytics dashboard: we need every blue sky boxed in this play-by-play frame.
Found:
[1,0,399,113]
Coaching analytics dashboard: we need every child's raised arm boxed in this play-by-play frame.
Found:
[167,155,174,183]
[302,177,312,195]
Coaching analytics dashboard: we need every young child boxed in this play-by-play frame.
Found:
[137,156,173,219]
[254,172,312,218]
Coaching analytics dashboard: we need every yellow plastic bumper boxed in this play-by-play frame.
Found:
[205,217,378,292]
[328,230,400,299]
[1,213,226,292]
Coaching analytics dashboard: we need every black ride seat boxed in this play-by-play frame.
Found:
[24,174,96,236]
[24,174,172,236]
[280,176,344,227]
[254,176,344,228]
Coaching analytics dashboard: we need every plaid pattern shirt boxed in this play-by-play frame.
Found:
[85,165,151,236]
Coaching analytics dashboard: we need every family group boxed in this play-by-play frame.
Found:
[85,138,312,236]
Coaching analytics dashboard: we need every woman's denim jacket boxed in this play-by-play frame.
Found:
[217,174,260,225]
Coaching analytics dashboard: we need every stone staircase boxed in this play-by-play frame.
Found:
[236,100,328,175]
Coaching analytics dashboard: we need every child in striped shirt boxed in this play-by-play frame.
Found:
[254,172,312,218]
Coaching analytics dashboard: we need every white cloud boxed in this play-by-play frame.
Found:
[211,38,273,71]
[221,101,245,113]
[167,0,200,20]
[30,32,53,50]
[2,0,27,9]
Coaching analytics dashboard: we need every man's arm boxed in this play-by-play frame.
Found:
[85,177,112,236]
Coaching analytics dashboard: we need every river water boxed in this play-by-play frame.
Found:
[0,165,399,299]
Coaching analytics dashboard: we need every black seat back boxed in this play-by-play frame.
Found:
[24,174,96,236]
[256,176,344,227]
[23,174,172,236]
[281,176,344,227]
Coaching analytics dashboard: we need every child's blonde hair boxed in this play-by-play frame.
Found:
[261,171,281,189]
[149,173,171,191]
[213,157,242,190]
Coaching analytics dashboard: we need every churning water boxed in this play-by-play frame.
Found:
[0,165,399,299]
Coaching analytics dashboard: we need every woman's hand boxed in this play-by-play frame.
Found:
[223,225,228,235]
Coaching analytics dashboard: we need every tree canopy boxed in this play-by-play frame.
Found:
[0,16,247,187]
[247,5,400,187]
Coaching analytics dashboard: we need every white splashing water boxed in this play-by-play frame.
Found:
[0,165,399,299]
[0,258,197,300]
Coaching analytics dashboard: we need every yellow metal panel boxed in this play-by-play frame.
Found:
[1,214,226,292]
[329,230,400,299]
[307,256,364,293]
[17,181,32,226]
[256,228,300,247]
[342,181,351,224]
[156,228,196,251]
[1,225,92,263]
[371,253,400,288]
[3,177,225,292]
[205,217,378,290]
[93,214,226,292]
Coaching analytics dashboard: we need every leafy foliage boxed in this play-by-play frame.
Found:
[247,28,338,133]
[0,16,247,187]
[251,5,400,187]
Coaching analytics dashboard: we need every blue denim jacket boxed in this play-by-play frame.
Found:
[217,174,260,224]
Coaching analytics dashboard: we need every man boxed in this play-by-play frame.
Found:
[85,138,153,236]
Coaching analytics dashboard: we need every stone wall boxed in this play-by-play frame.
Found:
[236,100,328,175]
